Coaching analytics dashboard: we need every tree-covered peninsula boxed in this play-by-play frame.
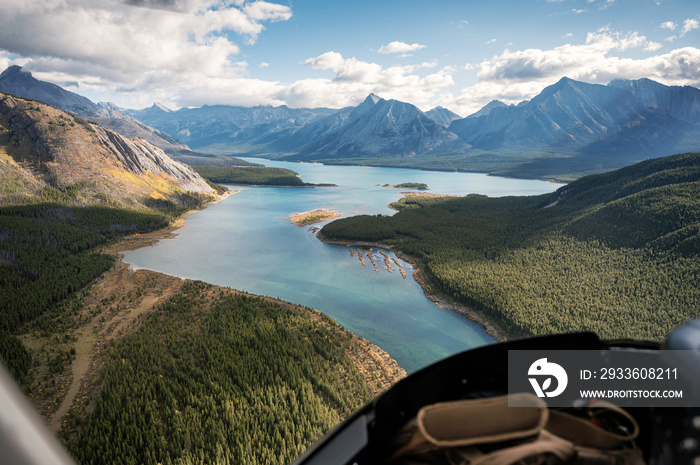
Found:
[192,165,335,187]
[321,152,700,341]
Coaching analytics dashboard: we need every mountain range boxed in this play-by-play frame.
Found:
[120,75,700,179]
[448,77,700,168]
[2,65,699,180]
[124,101,337,155]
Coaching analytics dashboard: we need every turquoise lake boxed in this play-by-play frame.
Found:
[123,159,560,372]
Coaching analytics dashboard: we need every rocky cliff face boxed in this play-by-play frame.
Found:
[0,92,214,208]
[93,126,212,194]
[607,78,700,125]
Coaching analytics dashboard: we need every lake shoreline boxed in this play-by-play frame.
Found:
[114,191,406,378]
[316,232,507,343]
[124,162,557,369]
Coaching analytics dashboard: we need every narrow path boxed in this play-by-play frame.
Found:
[49,329,96,431]
[48,261,184,432]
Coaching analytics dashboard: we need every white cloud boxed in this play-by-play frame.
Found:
[259,62,270,68]
[452,28,700,116]
[660,21,677,30]
[242,1,292,22]
[294,51,454,109]
[681,18,699,37]
[485,38,497,44]
[588,0,615,9]
[378,41,427,54]
[304,52,383,83]
[644,41,662,52]
[0,0,292,107]
[572,9,586,14]
[563,33,573,39]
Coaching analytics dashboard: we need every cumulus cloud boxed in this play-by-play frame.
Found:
[681,18,699,37]
[452,27,700,116]
[294,51,454,109]
[377,41,426,54]
[2,5,700,119]
[243,1,292,22]
[0,0,292,107]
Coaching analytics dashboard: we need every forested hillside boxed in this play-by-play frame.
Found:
[64,282,393,465]
[0,204,170,382]
[0,201,401,464]
[321,152,700,340]
[192,165,311,186]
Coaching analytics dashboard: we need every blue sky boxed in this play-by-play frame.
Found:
[0,0,698,115]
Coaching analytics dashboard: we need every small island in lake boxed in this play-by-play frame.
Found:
[288,209,342,226]
[379,182,429,190]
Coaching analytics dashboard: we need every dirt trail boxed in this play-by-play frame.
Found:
[49,329,95,431]
[47,260,184,432]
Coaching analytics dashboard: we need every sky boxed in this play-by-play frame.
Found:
[0,0,699,116]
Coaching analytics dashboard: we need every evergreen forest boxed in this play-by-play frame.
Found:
[192,165,314,187]
[0,204,169,381]
[64,282,381,465]
[321,152,700,341]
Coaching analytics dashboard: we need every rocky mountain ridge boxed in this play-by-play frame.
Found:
[0,92,214,209]
[0,66,188,152]
[284,94,471,160]
[124,100,338,153]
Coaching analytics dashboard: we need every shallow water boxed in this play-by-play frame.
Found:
[124,159,559,372]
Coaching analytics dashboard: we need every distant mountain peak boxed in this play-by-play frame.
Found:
[351,93,386,118]
[98,102,122,112]
[426,105,462,127]
[365,93,382,105]
[466,100,509,119]
[548,76,578,91]
[0,65,28,79]
[153,102,172,112]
